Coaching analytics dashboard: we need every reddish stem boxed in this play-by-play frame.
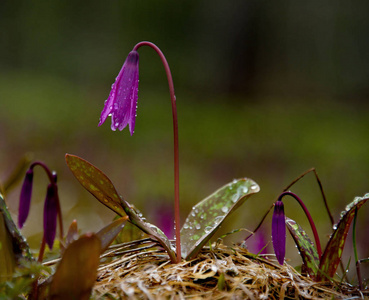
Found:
[37,235,46,263]
[278,191,322,259]
[30,161,54,183]
[133,41,181,263]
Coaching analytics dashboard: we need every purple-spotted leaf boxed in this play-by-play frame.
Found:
[286,217,319,278]
[96,216,129,253]
[49,234,101,300]
[317,193,369,281]
[180,178,260,260]
[65,154,176,263]
[65,154,126,217]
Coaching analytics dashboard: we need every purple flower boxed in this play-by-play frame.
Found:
[43,183,59,249]
[18,169,34,228]
[99,50,139,135]
[272,200,286,265]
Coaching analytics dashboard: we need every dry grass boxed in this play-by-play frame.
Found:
[93,239,366,299]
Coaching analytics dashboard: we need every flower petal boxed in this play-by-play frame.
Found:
[272,200,286,265]
[43,184,59,249]
[18,169,34,228]
[99,50,139,134]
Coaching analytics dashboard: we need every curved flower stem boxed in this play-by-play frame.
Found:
[278,191,322,258]
[133,41,181,263]
[283,168,334,227]
[30,162,64,242]
[30,161,54,183]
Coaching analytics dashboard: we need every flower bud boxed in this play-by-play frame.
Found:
[18,169,34,228]
[43,183,58,249]
[272,200,286,265]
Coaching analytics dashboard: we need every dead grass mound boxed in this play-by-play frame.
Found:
[93,239,365,299]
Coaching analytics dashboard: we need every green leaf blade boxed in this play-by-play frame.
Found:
[285,217,320,278]
[318,193,369,280]
[180,178,260,260]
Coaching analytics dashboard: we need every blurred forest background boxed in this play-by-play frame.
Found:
[1,1,368,281]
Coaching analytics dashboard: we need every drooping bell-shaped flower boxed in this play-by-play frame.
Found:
[272,200,286,265]
[18,169,34,228]
[43,183,59,249]
[99,50,139,135]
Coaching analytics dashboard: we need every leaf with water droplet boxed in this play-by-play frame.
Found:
[317,193,369,281]
[285,217,319,278]
[65,154,176,263]
[180,178,260,259]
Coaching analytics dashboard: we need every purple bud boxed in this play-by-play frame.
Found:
[99,50,139,135]
[18,169,34,228]
[43,183,58,249]
[272,200,286,265]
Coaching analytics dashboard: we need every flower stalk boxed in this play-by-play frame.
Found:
[99,41,181,262]
[133,41,181,263]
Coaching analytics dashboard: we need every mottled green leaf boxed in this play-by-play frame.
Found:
[65,154,126,217]
[49,234,101,300]
[65,154,176,263]
[180,178,260,260]
[286,217,320,278]
[317,193,369,281]
[96,216,128,253]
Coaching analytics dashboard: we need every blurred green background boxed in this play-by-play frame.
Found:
[1,1,368,279]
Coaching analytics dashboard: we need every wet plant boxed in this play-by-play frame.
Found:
[0,41,368,298]
[269,172,369,286]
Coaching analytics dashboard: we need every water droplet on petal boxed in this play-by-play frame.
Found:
[195,224,201,230]
[183,224,189,229]
[221,206,229,213]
